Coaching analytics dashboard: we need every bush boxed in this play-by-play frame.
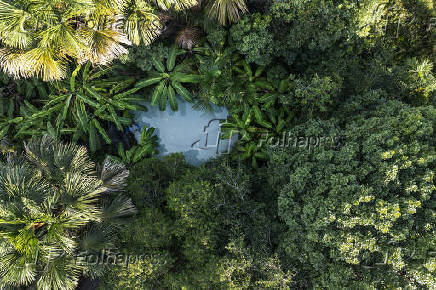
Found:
[126,153,190,208]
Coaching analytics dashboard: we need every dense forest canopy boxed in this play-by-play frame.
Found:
[0,0,434,289]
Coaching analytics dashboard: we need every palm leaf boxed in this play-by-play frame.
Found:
[172,81,192,102]
[135,76,163,89]
[159,85,168,111]
[168,85,178,111]
[206,0,247,26]
[167,45,177,71]
[92,119,111,144]
[151,81,166,106]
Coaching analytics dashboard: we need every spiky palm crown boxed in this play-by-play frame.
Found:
[0,136,135,290]
[176,26,200,50]
[0,0,197,81]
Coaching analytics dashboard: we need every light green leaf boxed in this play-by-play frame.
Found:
[135,77,163,89]
[70,64,82,92]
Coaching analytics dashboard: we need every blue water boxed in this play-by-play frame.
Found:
[133,97,237,166]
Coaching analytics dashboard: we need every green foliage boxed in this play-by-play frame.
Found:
[192,42,234,109]
[205,23,228,49]
[1,0,436,288]
[341,53,436,107]
[125,153,191,208]
[103,251,174,290]
[393,58,436,105]
[0,72,48,141]
[269,0,357,65]
[221,109,270,168]
[270,97,436,288]
[216,237,293,289]
[110,126,158,167]
[100,154,191,289]
[230,0,357,66]
[0,71,48,99]
[1,62,145,152]
[219,58,294,167]
[103,157,288,288]
[229,13,274,66]
[124,42,170,72]
[289,74,341,118]
[0,136,136,290]
[134,45,200,111]
[358,0,434,57]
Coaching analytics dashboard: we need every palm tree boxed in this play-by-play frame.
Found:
[206,0,247,26]
[0,0,197,81]
[0,136,136,290]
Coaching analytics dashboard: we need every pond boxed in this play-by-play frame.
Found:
[133,97,237,166]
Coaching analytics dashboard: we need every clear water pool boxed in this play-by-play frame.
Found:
[133,97,237,166]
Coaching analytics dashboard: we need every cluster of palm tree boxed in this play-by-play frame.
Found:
[0,136,136,289]
[0,0,247,82]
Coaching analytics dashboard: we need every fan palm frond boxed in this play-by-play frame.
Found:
[79,224,116,251]
[93,0,123,16]
[207,0,247,26]
[0,4,33,51]
[99,157,129,192]
[172,0,198,10]
[39,24,88,60]
[36,256,81,290]
[124,8,161,45]
[101,195,137,221]
[0,0,31,46]
[0,28,32,50]
[80,29,131,65]
[0,48,67,81]
[151,0,197,10]
[0,245,37,287]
